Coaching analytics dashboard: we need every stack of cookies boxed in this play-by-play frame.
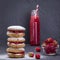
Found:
[6,26,26,58]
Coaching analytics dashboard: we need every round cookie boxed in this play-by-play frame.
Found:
[7,31,25,37]
[7,42,25,48]
[6,48,25,53]
[7,26,26,37]
[8,53,25,58]
[6,47,25,58]
[7,37,25,48]
[7,37,25,42]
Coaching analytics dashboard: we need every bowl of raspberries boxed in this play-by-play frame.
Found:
[41,37,59,55]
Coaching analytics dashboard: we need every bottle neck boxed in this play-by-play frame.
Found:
[31,10,39,16]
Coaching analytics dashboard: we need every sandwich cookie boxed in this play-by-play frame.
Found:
[6,48,25,58]
[7,37,25,48]
[7,53,24,58]
[6,25,26,58]
[7,26,26,37]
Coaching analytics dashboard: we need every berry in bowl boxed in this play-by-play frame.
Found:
[41,37,59,55]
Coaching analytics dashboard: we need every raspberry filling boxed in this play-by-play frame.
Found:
[9,42,24,44]
[9,51,25,54]
[8,30,25,33]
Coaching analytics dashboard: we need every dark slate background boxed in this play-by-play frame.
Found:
[0,0,60,45]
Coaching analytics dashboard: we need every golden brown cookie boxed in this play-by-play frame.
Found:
[8,53,25,58]
[7,42,25,48]
[6,48,25,53]
[7,37,25,42]
[7,31,25,37]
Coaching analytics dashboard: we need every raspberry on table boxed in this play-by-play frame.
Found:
[35,47,41,52]
[35,54,40,59]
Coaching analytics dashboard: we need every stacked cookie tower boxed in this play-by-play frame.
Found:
[6,26,26,58]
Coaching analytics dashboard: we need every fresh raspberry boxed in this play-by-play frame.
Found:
[50,46,56,53]
[44,37,54,44]
[44,40,48,44]
[28,52,34,57]
[45,44,56,54]
[45,50,50,54]
[35,47,41,52]
[35,54,40,59]
[44,45,51,54]
[50,43,54,46]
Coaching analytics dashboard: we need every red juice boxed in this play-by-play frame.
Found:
[30,10,40,46]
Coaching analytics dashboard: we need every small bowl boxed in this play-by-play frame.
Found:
[41,45,59,55]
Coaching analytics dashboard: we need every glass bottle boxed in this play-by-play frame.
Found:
[30,7,40,46]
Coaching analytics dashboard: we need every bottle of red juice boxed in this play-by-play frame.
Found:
[30,5,40,46]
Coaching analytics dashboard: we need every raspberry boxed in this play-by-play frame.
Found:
[35,54,40,59]
[44,45,51,54]
[35,47,41,52]
[45,44,56,54]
